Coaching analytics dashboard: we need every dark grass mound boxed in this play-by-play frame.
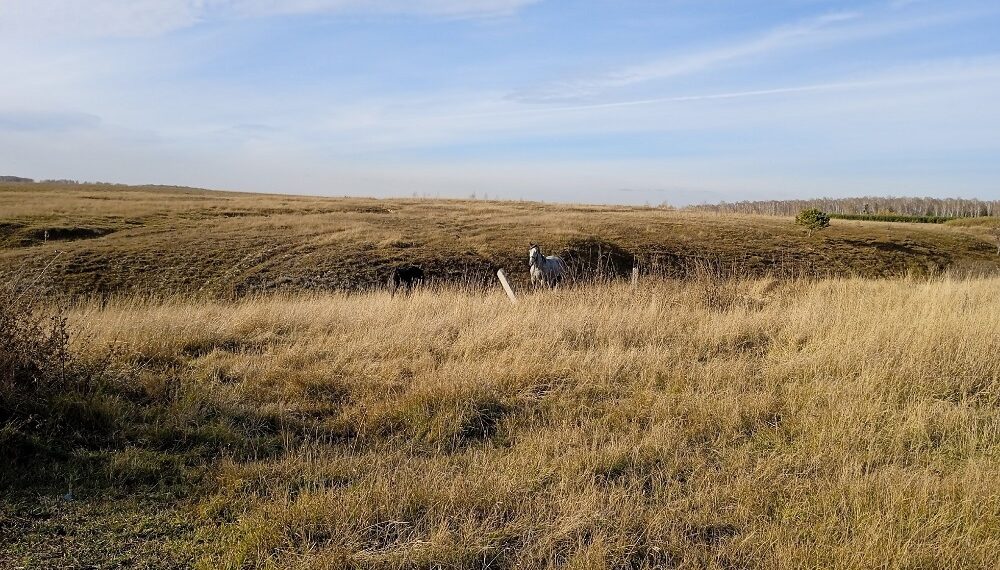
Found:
[0,224,119,248]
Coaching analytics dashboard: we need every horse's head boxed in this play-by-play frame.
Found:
[528,244,541,267]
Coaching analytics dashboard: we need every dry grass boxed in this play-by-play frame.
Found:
[4,182,1000,298]
[6,275,1000,568]
[6,183,1000,568]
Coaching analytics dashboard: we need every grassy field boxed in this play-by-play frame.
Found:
[5,276,1000,568]
[4,182,1000,298]
[5,183,1000,568]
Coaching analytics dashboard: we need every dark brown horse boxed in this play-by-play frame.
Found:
[387,265,424,292]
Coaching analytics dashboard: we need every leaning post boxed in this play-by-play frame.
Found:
[497,269,517,305]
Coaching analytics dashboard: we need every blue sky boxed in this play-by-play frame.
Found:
[1,0,999,205]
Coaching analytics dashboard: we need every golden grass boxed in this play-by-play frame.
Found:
[5,182,1000,297]
[39,276,1000,568]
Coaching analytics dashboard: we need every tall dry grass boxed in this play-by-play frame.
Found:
[48,276,1000,568]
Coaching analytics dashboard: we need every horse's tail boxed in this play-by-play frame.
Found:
[553,256,570,285]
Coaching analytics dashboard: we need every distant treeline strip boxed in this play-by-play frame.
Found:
[689,196,1000,218]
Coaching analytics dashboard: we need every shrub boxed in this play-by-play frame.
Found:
[0,288,73,397]
[795,208,830,232]
[0,280,110,475]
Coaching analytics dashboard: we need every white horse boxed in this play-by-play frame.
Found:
[529,243,567,288]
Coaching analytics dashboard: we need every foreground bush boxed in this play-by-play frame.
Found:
[0,283,89,468]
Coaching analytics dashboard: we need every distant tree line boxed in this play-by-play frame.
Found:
[689,197,1000,218]
[0,177,104,185]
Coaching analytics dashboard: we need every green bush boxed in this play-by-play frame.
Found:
[829,213,952,224]
[795,208,830,232]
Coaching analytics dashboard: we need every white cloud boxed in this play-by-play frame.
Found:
[513,11,862,102]
[464,57,1000,120]
[231,0,539,19]
[511,3,993,103]
[261,55,998,158]
[0,0,206,38]
[0,0,539,38]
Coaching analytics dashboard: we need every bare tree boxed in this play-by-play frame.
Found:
[688,196,1000,219]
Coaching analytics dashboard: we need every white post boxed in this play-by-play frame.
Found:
[497,269,517,305]
[631,265,639,286]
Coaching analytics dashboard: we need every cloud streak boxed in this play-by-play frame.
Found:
[511,2,997,104]
[513,11,862,102]
[0,0,540,38]
[232,0,540,19]
[0,110,102,132]
[461,59,1000,121]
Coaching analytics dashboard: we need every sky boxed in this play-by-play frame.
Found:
[1,0,999,206]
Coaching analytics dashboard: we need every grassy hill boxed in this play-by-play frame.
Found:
[3,182,1000,298]
[6,182,1000,568]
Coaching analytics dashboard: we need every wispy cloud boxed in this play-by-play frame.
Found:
[0,1,205,38]
[513,11,862,102]
[287,55,1000,156]
[0,110,101,132]
[0,0,540,38]
[466,59,1000,120]
[510,1,997,104]
[232,0,540,19]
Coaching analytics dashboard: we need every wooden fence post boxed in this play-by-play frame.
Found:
[631,265,639,286]
[497,269,517,305]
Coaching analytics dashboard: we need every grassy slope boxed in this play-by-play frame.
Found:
[5,278,1000,568]
[3,182,999,297]
[6,183,1000,568]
